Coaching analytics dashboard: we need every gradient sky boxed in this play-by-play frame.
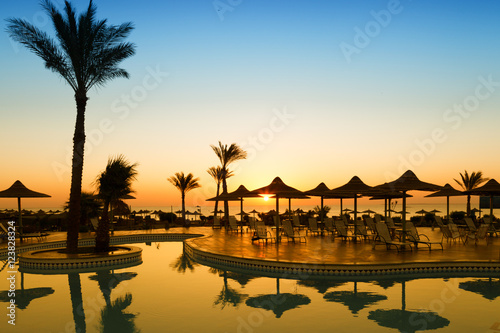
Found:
[1,0,500,210]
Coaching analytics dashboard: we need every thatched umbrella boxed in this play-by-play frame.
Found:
[425,183,463,222]
[470,179,500,221]
[0,180,50,242]
[304,182,330,231]
[250,177,309,243]
[328,176,377,224]
[374,170,442,243]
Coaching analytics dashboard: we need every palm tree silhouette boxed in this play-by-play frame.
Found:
[454,170,489,217]
[210,142,247,224]
[168,172,200,227]
[6,1,136,253]
[95,155,138,252]
[207,166,233,220]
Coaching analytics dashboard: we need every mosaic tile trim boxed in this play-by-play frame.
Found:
[184,241,500,278]
[19,247,143,273]
[0,233,202,260]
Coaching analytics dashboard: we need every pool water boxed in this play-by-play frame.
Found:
[2,242,500,332]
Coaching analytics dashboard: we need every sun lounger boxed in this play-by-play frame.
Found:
[465,224,490,245]
[405,222,443,250]
[373,222,412,252]
[212,216,222,229]
[464,217,477,233]
[354,220,375,241]
[440,224,460,243]
[334,219,360,242]
[0,223,48,242]
[252,225,275,244]
[482,217,498,237]
[363,216,377,234]
[282,220,306,243]
[292,215,305,230]
[434,216,445,228]
[324,217,335,234]
[228,216,241,233]
[307,218,320,236]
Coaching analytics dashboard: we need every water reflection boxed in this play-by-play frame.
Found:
[212,269,249,309]
[170,251,198,273]
[68,273,86,333]
[245,278,311,318]
[296,280,346,294]
[0,272,54,309]
[324,281,387,316]
[368,281,450,332]
[98,293,139,333]
[459,278,500,301]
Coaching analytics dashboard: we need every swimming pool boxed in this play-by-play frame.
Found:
[2,241,499,332]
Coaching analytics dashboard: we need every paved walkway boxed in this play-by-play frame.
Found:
[3,226,500,265]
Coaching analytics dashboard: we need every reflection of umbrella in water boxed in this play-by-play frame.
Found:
[212,270,250,309]
[368,281,450,332]
[0,180,50,242]
[0,273,54,309]
[324,281,387,315]
[297,280,347,294]
[459,278,500,301]
[250,177,309,243]
[245,278,311,318]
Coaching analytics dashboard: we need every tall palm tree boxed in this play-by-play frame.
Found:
[65,191,102,231]
[207,166,233,220]
[6,1,136,253]
[95,155,138,252]
[454,170,489,217]
[210,142,247,223]
[168,172,200,227]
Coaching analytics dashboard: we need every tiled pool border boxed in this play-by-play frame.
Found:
[2,233,500,277]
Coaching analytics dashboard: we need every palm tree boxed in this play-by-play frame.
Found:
[65,191,102,231]
[210,142,247,223]
[168,172,201,227]
[6,1,136,253]
[95,155,138,252]
[454,170,489,217]
[207,166,233,220]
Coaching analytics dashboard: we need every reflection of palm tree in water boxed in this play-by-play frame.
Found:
[88,270,139,333]
[68,273,86,333]
[213,270,249,309]
[170,252,198,273]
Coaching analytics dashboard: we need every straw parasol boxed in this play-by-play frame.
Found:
[250,177,309,243]
[369,191,413,218]
[304,182,331,232]
[374,170,442,243]
[207,185,260,230]
[425,183,463,221]
[0,180,50,242]
[328,176,377,224]
[470,179,500,221]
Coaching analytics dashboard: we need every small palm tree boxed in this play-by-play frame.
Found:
[207,166,233,220]
[168,172,201,227]
[211,142,247,222]
[454,170,489,216]
[95,155,138,252]
[6,1,136,253]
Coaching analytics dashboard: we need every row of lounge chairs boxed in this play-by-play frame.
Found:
[0,222,48,242]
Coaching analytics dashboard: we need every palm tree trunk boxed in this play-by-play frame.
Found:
[214,182,220,220]
[66,93,87,253]
[182,192,187,227]
[222,178,229,229]
[466,195,471,217]
[95,200,111,252]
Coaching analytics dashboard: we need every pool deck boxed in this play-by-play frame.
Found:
[3,226,500,267]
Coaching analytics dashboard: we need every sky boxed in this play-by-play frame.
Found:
[1,0,500,210]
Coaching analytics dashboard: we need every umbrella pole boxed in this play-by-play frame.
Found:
[384,198,388,220]
[446,196,450,223]
[240,198,244,234]
[340,198,343,217]
[402,191,407,244]
[354,196,358,225]
[18,197,23,243]
[276,195,280,244]
[320,196,324,235]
